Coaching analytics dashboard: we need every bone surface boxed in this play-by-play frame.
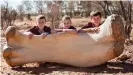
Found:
[3,14,125,67]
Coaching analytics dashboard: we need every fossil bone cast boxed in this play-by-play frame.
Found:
[3,14,125,67]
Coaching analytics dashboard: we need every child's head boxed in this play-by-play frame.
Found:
[90,10,101,26]
[36,15,46,28]
[61,15,72,28]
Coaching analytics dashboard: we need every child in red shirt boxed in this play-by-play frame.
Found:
[78,10,101,33]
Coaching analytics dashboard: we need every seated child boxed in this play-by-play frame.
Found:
[55,15,77,34]
[78,10,101,33]
[27,15,51,39]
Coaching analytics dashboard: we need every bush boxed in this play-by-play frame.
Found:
[1,5,17,30]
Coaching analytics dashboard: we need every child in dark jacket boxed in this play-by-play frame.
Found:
[27,15,51,39]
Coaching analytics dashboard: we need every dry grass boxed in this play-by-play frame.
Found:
[130,24,133,38]
[14,17,88,27]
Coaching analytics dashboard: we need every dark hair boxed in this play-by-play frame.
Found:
[40,16,46,19]
[36,15,46,21]
[90,10,102,17]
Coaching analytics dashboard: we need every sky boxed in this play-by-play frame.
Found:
[0,0,37,13]
[1,0,132,8]
[1,0,132,12]
[0,0,23,8]
[0,0,52,12]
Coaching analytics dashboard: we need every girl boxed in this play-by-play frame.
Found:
[55,15,77,34]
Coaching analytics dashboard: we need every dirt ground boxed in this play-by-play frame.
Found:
[0,18,133,75]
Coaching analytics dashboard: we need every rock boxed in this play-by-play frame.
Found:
[117,54,131,61]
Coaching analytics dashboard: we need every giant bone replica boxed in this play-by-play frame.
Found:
[3,14,125,67]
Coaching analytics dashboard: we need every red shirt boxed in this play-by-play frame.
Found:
[81,22,95,29]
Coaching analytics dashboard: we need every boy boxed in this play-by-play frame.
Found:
[27,15,51,39]
[78,10,102,33]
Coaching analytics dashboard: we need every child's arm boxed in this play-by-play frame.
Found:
[26,32,34,39]
[54,29,77,34]
[41,32,49,39]
[63,29,77,34]
[26,26,35,39]
[54,29,63,32]
[78,27,100,33]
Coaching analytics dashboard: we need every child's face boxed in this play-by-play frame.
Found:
[91,16,101,25]
[36,19,46,28]
[63,20,71,28]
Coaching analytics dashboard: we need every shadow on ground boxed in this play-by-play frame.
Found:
[11,61,133,74]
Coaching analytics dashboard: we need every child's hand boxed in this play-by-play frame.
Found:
[94,27,100,32]
[91,27,100,33]
[41,33,48,39]
[77,29,84,33]
[63,29,77,34]
[71,30,77,34]
[28,33,34,39]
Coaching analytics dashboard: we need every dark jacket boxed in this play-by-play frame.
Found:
[28,26,51,35]
[60,26,76,29]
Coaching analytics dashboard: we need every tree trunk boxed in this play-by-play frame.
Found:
[120,1,127,21]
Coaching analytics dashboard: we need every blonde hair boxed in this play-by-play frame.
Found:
[62,15,71,22]
[59,15,72,28]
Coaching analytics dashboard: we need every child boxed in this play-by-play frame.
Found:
[27,15,51,39]
[55,15,77,34]
[78,10,101,33]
